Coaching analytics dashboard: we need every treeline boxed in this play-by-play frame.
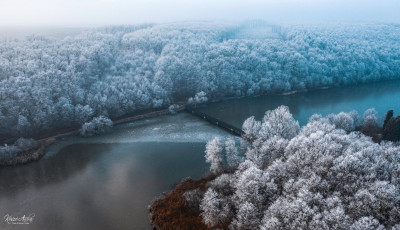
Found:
[173,107,400,229]
[1,22,400,137]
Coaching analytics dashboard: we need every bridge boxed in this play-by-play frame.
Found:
[185,106,245,137]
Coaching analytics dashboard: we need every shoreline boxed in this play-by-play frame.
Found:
[149,175,216,230]
[0,106,185,167]
[2,78,397,167]
[0,138,55,167]
[0,88,298,167]
[2,78,394,145]
[0,132,78,167]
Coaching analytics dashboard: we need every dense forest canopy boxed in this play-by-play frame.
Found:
[1,22,400,136]
[187,107,400,229]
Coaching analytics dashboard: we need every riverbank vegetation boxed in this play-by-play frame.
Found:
[150,107,400,229]
[1,22,400,140]
[0,137,57,166]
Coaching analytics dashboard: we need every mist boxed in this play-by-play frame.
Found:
[0,0,399,26]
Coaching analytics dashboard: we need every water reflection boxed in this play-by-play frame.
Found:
[0,144,108,197]
[0,142,207,230]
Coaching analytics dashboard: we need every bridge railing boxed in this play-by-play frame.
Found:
[185,106,245,137]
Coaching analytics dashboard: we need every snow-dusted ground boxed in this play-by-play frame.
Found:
[45,113,231,157]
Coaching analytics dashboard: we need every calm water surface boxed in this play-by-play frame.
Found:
[0,80,399,229]
[0,142,208,230]
[199,80,400,127]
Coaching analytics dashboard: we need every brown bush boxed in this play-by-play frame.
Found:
[149,175,215,230]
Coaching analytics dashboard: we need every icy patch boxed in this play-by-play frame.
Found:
[45,113,232,157]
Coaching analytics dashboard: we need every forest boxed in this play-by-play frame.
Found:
[1,22,400,138]
[153,107,400,229]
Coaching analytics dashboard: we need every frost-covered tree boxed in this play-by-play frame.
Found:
[188,91,208,105]
[197,108,400,229]
[75,104,94,125]
[15,138,39,151]
[231,202,259,230]
[327,111,358,132]
[80,116,113,137]
[349,216,384,230]
[205,137,223,174]
[183,189,203,209]
[0,146,21,163]
[242,116,261,140]
[200,188,231,226]
[360,108,381,137]
[259,105,299,139]
[0,138,38,163]
[168,104,180,114]
[16,115,31,134]
[225,138,241,167]
[1,22,400,138]
[362,108,379,128]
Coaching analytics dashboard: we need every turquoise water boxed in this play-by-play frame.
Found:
[198,80,400,127]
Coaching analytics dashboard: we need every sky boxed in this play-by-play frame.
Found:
[0,0,399,26]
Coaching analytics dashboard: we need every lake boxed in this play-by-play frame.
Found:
[0,80,399,229]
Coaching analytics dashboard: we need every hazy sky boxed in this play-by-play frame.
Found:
[0,0,399,26]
